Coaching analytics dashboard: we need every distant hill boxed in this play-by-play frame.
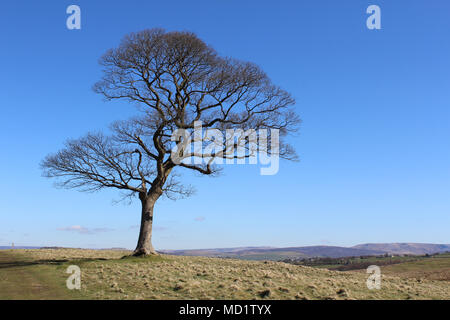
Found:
[3,243,448,260]
[0,246,42,250]
[0,246,129,251]
[263,246,387,258]
[162,243,450,260]
[161,245,386,260]
[352,243,450,255]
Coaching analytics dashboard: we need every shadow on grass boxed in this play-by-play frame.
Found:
[0,256,108,269]
[0,251,168,270]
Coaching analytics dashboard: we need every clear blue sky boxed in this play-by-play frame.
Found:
[1,1,449,250]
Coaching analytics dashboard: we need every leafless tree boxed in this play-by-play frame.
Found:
[41,29,299,256]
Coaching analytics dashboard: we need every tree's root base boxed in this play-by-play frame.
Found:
[132,250,158,257]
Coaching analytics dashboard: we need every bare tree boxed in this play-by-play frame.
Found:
[41,29,299,256]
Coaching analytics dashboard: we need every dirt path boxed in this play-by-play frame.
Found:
[0,250,79,299]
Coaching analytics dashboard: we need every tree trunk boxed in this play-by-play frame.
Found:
[133,193,159,256]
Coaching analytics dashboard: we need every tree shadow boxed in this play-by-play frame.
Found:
[0,257,108,269]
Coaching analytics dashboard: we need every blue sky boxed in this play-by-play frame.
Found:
[0,1,449,250]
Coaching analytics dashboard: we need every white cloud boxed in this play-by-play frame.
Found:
[57,225,114,235]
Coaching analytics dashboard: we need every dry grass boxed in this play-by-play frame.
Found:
[380,256,450,282]
[13,249,450,300]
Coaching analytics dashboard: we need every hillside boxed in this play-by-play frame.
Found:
[3,243,449,261]
[163,245,388,260]
[162,243,450,260]
[0,249,448,300]
[380,253,450,281]
[352,243,450,255]
[0,246,41,250]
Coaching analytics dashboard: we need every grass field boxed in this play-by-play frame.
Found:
[380,253,450,281]
[0,249,448,300]
[289,255,434,271]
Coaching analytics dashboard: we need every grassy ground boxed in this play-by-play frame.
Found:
[380,253,450,281]
[0,250,85,299]
[292,255,431,271]
[0,249,448,300]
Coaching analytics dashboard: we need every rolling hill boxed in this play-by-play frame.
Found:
[162,243,450,260]
[161,245,386,260]
[0,246,41,250]
[352,243,450,255]
[3,243,448,260]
